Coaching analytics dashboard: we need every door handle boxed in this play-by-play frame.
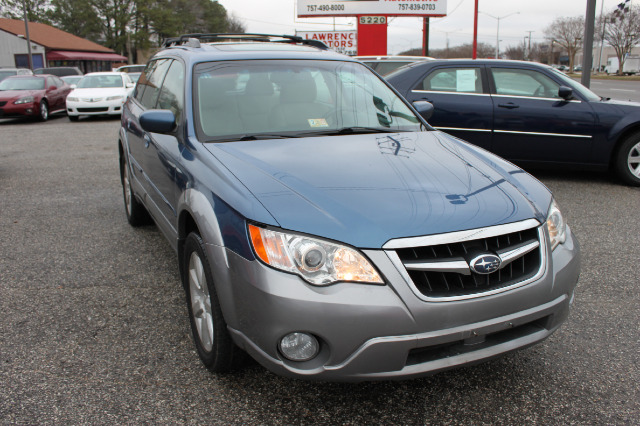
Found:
[143,134,151,148]
[498,103,519,109]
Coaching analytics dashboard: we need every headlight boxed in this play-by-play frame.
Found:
[546,199,566,250]
[106,95,123,101]
[14,96,34,104]
[66,97,78,102]
[248,224,383,285]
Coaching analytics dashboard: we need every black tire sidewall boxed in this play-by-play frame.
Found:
[39,100,48,121]
[183,232,235,372]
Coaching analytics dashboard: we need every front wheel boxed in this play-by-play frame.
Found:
[183,232,236,373]
[614,132,640,186]
[38,100,48,121]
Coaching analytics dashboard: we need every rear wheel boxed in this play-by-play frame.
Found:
[121,155,151,226]
[183,232,236,373]
[38,100,48,121]
[614,132,640,186]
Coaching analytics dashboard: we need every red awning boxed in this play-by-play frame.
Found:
[47,50,127,61]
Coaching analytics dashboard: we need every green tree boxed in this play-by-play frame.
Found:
[0,0,52,24]
[48,0,102,42]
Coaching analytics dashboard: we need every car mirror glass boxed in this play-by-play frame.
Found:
[412,100,434,120]
[140,109,176,134]
[558,86,573,100]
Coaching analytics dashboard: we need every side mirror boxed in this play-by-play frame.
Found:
[412,100,434,120]
[140,109,176,134]
[70,84,77,89]
[48,85,57,91]
[126,82,134,88]
[558,86,573,100]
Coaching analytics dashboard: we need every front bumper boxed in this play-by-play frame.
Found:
[0,102,39,118]
[67,99,124,116]
[209,225,580,381]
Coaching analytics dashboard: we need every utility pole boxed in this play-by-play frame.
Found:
[526,31,534,61]
[597,0,606,73]
[22,0,33,70]
[581,0,596,87]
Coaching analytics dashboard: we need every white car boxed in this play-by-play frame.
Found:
[66,72,135,121]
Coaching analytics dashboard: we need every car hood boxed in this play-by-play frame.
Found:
[206,131,550,248]
[69,87,127,98]
[0,89,42,101]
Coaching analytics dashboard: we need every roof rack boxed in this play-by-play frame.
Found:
[161,33,329,50]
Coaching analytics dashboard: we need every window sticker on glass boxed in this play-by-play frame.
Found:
[308,118,329,128]
[456,70,477,92]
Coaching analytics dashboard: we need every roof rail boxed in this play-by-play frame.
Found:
[161,33,329,50]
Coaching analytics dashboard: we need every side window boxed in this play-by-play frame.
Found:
[46,76,55,88]
[135,59,172,108]
[491,68,560,98]
[417,68,483,94]
[156,60,185,122]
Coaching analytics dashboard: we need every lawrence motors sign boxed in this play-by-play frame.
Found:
[296,31,357,56]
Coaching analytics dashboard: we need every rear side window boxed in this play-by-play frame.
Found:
[135,59,172,108]
[417,68,483,94]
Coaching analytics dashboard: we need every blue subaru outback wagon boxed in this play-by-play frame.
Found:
[118,34,580,381]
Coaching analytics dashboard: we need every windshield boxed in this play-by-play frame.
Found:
[0,77,44,90]
[194,60,424,141]
[77,75,124,89]
[549,68,601,101]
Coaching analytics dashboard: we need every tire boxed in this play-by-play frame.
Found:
[614,132,640,186]
[68,115,79,122]
[183,232,236,373]
[121,155,151,226]
[38,100,48,121]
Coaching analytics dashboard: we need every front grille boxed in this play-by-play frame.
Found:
[77,107,108,113]
[395,226,542,298]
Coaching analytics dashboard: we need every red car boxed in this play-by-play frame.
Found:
[0,75,72,121]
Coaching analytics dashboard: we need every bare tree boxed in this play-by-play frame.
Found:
[545,16,584,72]
[602,6,640,75]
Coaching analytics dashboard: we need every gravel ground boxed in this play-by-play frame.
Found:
[1,115,638,424]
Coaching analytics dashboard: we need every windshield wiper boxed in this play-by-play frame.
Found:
[208,134,300,142]
[297,127,405,137]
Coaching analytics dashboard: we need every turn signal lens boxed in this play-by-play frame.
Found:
[248,224,383,285]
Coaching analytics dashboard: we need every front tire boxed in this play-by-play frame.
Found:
[183,232,236,373]
[38,100,48,121]
[614,132,640,186]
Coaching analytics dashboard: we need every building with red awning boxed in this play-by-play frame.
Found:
[0,18,128,73]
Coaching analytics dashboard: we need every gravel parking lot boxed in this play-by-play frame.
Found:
[1,115,638,424]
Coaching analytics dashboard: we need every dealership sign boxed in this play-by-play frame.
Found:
[297,0,447,17]
[297,31,357,55]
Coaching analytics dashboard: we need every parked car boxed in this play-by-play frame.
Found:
[34,66,83,77]
[0,68,33,82]
[66,72,135,121]
[127,72,142,83]
[356,55,434,76]
[386,59,640,186]
[115,64,146,73]
[0,74,71,121]
[119,34,579,381]
[60,75,83,86]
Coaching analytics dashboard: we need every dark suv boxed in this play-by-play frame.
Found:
[118,34,579,381]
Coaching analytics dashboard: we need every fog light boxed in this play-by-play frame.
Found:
[279,332,319,361]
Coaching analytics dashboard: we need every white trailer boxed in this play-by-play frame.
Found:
[605,56,640,75]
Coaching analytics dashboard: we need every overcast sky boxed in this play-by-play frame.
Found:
[217,0,637,54]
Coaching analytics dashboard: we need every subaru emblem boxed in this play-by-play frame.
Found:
[469,254,502,275]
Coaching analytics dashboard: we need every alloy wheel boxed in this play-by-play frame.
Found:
[189,252,214,352]
[628,141,640,179]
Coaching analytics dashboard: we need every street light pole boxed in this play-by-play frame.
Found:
[481,11,520,59]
